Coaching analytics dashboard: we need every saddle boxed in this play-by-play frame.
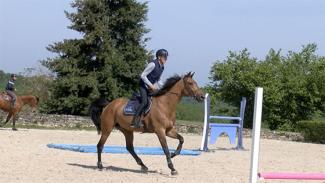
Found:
[123,92,152,116]
[0,91,12,101]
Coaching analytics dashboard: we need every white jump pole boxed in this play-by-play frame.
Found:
[200,93,210,151]
[249,87,264,183]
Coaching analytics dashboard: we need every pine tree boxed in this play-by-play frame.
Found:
[42,0,149,115]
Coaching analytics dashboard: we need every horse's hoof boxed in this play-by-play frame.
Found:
[12,128,18,131]
[141,166,148,172]
[171,170,178,175]
[97,162,103,170]
[171,153,176,158]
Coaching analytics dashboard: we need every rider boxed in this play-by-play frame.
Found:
[5,74,17,109]
[131,49,168,128]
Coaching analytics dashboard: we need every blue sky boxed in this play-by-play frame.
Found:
[1,0,324,86]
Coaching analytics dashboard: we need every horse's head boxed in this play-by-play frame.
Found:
[182,72,205,102]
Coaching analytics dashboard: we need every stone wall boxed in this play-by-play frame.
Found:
[0,111,303,142]
[0,111,94,128]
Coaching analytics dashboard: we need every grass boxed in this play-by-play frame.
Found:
[176,119,203,126]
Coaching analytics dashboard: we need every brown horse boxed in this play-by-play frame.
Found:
[90,72,205,175]
[0,93,39,130]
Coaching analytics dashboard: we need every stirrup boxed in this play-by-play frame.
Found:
[131,116,143,128]
[131,116,139,127]
[10,102,15,109]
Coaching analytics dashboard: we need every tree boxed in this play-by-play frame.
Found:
[210,44,325,130]
[42,0,149,115]
[209,49,260,128]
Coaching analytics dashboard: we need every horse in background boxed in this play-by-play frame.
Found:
[0,93,39,130]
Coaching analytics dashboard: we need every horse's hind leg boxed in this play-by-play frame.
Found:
[97,133,110,169]
[96,118,114,170]
[119,128,148,171]
[0,112,12,127]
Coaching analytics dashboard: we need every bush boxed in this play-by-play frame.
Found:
[297,119,325,144]
[176,98,204,122]
[175,95,239,123]
[209,44,325,129]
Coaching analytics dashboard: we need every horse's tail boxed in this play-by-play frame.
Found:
[89,98,109,135]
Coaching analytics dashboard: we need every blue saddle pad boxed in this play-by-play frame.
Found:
[123,93,152,116]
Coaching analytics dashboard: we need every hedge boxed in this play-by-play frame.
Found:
[297,119,325,144]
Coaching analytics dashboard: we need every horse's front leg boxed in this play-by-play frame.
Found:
[156,129,178,175]
[12,113,17,131]
[166,128,184,158]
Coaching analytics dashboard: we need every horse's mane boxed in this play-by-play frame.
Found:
[151,75,182,97]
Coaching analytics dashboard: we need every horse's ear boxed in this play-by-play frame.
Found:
[190,72,195,78]
[185,71,192,77]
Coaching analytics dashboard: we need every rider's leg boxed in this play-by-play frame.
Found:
[131,86,148,127]
[6,90,16,109]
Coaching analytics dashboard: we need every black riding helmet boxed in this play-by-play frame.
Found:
[156,49,168,58]
[11,74,16,78]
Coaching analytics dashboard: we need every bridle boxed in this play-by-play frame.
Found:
[167,78,201,100]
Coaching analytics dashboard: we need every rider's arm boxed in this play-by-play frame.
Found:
[155,78,164,90]
[140,62,155,88]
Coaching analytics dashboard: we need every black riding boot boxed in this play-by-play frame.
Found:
[131,114,143,128]
[130,86,148,128]
[10,101,15,109]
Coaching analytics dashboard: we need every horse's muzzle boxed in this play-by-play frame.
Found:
[194,94,205,102]
[199,95,205,101]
